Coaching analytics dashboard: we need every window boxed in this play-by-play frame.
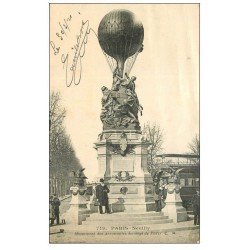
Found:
[187,178,193,186]
[195,178,200,186]
[180,178,186,186]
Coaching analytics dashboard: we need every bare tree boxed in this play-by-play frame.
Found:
[188,134,200,165]
[142,122,164,171]
[49,92,66,134]
[49,91,82,196]
[49,92,66,168]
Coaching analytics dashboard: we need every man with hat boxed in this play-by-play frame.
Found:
[52,194,61,225]
[49,195,55,225]
[154,184,164,212]
[192,190,200,225]
[95,178,111,214]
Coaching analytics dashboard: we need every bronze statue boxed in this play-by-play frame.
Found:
[99,72,144,130]
[98,10,144,131]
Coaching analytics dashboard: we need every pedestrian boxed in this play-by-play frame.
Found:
[192,190,200,225]
[95,178,111,214]
[49,195,55,225]
[154,185,164,212]
[52,194,61,225]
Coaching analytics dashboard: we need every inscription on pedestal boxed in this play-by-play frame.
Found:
[127,187,138,194]
[113,157,134,172]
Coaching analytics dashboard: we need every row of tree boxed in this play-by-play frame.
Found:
[49,92,82,196]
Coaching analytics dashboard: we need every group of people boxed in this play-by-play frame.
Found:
[49,194,61,225]
[112,71,143,118]
[154,184,166,212]
[49,179,199,225]
[100,70,143,129]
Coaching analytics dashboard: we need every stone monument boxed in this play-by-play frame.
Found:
[62,169,90,224]
[160,167,188,222]
[94,10,155,212]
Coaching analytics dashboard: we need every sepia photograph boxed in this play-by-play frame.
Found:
[49,3,199,244]
[3,0,250,249]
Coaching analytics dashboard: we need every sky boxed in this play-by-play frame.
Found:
[50,4,199,181]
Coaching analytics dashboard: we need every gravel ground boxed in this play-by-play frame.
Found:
[50,228,199,244]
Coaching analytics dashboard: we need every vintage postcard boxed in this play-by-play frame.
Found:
[49,3,200,244]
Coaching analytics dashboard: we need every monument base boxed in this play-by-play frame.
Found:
[162,185,188,223]
[94,130,155,213]
[62,187,90,225]
[163,202,188,223]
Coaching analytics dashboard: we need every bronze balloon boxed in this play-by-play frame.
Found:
[98,9,144,77]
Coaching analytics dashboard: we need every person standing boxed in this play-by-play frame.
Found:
[96,178,111,214]
[52,194,61,225]
[192,190,200,225]
[154,185,164,212]
[49,195,55,226]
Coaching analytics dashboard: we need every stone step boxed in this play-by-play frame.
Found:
[92,212,164,217]
[84,218,173,226]
[87,215,169,221]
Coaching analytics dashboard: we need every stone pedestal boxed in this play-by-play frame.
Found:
[94,130,155,212]
[62,186,90,225]
[88,186,99,213]
[162,183,188,223]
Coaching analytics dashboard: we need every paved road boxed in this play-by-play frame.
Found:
[50,227,200,244]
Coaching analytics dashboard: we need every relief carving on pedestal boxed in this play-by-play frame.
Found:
[114,171,135,182]
[107,143,136,156]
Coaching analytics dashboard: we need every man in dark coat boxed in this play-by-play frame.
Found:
[96,178,111,214]
[154,185,164,212]
[52,194,61,225]
[49,196,55,225]
[192,190,200,225]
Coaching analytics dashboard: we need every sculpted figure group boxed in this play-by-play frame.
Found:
[100,69,143,130]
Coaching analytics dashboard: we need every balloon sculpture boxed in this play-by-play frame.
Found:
[98,9,144,77]
[98,10,144,130]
